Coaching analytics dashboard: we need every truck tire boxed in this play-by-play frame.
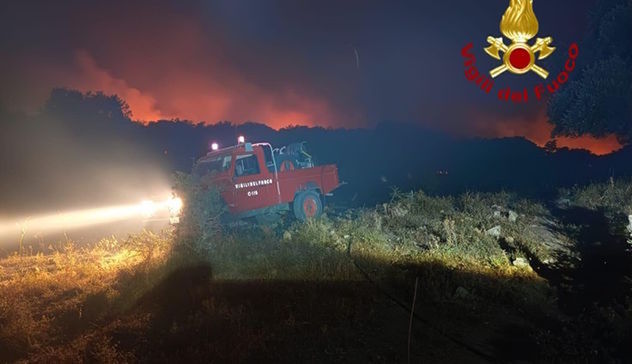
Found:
[293,190,323,221]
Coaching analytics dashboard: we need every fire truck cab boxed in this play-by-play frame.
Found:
[193,140,340,221]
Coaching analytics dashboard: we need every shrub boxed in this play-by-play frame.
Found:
[172,172,226,250]
[565,178,632,215]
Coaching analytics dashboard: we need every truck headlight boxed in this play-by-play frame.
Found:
[166,195,183,216]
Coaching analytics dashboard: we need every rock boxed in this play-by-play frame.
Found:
[391,205,408,217]
[556,198,571,208]
[512,257,531,269]
[504,236,515,244]
[282,231,292,241]
[343,235,351,239]
[526,217,576,259]
[454,286,469,299]
[491,205,503,219]
[508,210,518,223]
[542,257,557,265]
[486,225,502,238]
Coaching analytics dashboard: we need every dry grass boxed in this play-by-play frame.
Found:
[564,177,632,215]
[0,231,173,362]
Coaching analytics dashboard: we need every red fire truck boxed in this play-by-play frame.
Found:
[192,138,341,221]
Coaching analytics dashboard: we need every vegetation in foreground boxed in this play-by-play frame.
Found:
[1,181,631,362]
[563,177,632,215]
[563,178,632,245]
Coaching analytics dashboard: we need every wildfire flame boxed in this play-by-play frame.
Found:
[500,0,539,42]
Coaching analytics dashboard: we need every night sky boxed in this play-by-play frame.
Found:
[0,0,621,154]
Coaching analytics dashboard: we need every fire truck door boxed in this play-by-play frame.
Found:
[232,153,278,212]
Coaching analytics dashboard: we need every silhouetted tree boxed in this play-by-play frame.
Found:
[547,0,632,142]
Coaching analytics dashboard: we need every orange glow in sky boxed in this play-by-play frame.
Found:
[57,51,626,154]
[7,45,625,154]
[1,0,625,156]
[469,109,623,156]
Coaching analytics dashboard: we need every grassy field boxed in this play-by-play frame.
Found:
[1,183,631,362]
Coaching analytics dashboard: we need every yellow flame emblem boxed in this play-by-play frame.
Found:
[485,0,555,79]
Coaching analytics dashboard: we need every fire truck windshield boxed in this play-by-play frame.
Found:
[194,155,232,177]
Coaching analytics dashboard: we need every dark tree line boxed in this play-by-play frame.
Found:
[4,88,632,216]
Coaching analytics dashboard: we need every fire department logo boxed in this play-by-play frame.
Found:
[484,0,555,79]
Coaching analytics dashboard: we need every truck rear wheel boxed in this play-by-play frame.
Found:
[293,190,323,221]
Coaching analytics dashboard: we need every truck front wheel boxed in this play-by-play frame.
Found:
[293,190,323,221]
